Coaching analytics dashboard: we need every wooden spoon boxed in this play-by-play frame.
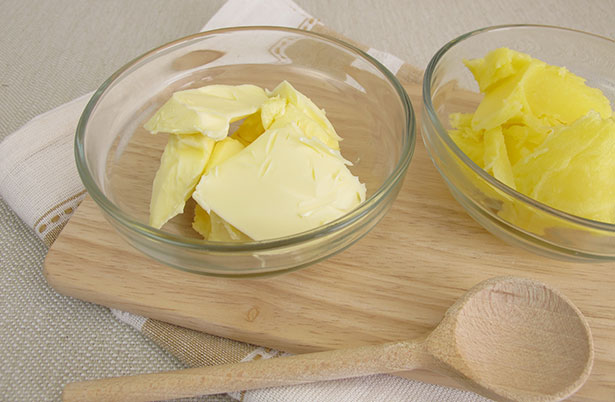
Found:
[62,276,593,402]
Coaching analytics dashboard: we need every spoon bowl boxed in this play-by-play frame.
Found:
[426,277,594,401]
[62,276,593,402]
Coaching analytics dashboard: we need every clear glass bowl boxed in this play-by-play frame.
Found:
[75,27,415,277]
[422,25,615,261]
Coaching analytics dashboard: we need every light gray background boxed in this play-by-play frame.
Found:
[1,1,614,401]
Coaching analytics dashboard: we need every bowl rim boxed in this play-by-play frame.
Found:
[422,23,615,233]
[75,25,415,252]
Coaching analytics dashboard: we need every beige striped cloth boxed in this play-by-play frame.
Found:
[0,0,487,400]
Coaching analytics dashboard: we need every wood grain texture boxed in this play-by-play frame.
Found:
[44,81,615,401]
[62,277,592,402]
[62,340,426,402]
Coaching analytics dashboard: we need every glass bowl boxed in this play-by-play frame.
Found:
[75,27,415,277]
[422,25,615,261]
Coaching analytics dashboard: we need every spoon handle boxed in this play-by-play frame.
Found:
[63,340,427,402]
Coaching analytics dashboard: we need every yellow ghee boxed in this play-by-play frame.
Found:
[449,48,615,224]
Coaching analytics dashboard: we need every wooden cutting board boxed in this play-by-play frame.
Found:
[44,79,615,401]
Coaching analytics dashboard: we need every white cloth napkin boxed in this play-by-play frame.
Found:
[0,0,488,400]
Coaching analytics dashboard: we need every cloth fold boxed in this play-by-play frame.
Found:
[0,93,91,246]
[0,0,486,400]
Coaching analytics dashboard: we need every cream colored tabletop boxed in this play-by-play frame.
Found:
[1,0,614,401]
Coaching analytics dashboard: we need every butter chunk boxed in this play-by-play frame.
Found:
[269,81,341,149]
[193,205,251,242]
[470,66,527,132]
[501,125,546,166]
[231,111,265,146]
[449,47,615,224]
[208,210,252,242]
[203,137,245,175]
[522,64,612,124]
[514,113,615,223]
[144,84,268,140]
[149,133,215,229]
[451,47,613,175]
[260,96,287,129]
[464,47,532,92]
[448,113,484,167]
[263,96,341,150]
[467,48,612,133]
[192,203,211,238]
[193,124,366,240]
[193,136,251,241]
[483,126,515,189]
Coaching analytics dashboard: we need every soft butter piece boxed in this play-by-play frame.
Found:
[513,112,615,223]
[449,47,615,224]
[263,96,341,150]
[192,136,251,242]
[203,136,245,175]
[231,111,265,146]
[269,81,341,148]
[193,205,251,242]
[149,133,215,229]
[483,126,515,189]
[468,48,612,133]
[193,124,365,240]
[231,83,342,150]
[144,84,268,140]
[464,47,532,92]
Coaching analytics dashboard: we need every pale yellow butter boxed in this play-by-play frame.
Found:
[193,206,251,242]
[229,81,341,149]
[193,136,251,242]
[147,84,262,230]
[147,81,365,240]
[203,136,245,175]
[149,133,214,229]
[231,111,264,146]
[144,84,268,140]
[269,81,341,149]
[193,124,365,240]
[262,96,340,150]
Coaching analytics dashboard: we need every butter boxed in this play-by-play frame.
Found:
[464,47,532,92]
[193,205,251,242]
[449,47,615,223]
[147,81,365,239]
[269,81,341,149]
[192,202,211,238]
[513,112,615,223]
[231,111,264,146]
[203,136,245,175]
[483,126,515,189]
[469,56,611,134]
[193,124,365,240]
[147,85,262,230]
[260,96,287,129]
[192,136,250,241]
[149,133,215,229]
[262,96,341,150]
[144,84,268,140]
[230,81,341,150]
